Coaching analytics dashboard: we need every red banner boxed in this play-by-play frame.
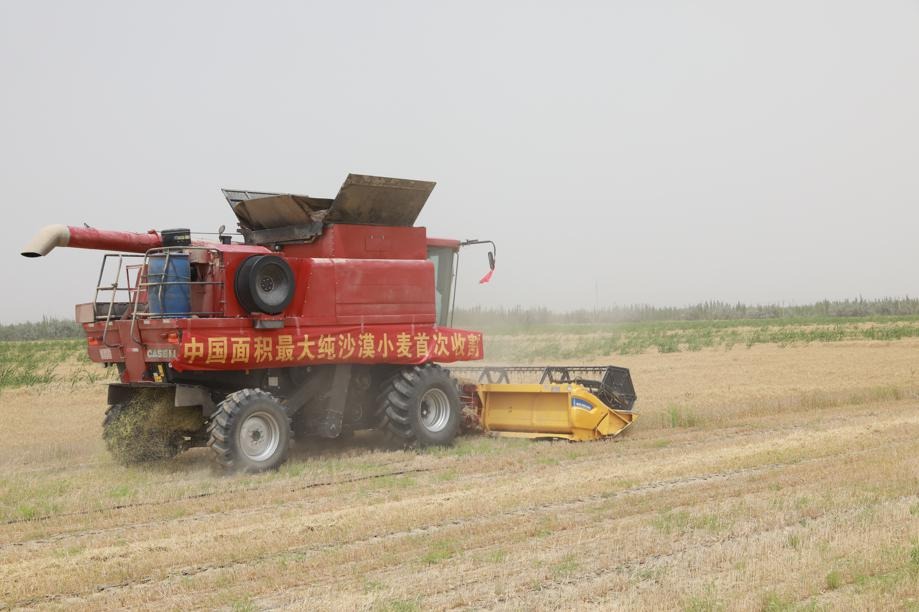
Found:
[172,325,483,371]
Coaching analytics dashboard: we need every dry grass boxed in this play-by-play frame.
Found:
[2,338,919,610]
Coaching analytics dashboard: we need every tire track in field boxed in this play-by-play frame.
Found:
[0,465,432,528]
[410,449,919,608]
[7,460,784,607]
[351,494,910,611]
[477,494,919,611]
[255,427,919,609]
[0,396,895,529]
[15,432,916,609]
[0,412,873,551]
[3,407,913,561]
[3,402,913,570]
[0,419,786,532]
[52,435,919,611]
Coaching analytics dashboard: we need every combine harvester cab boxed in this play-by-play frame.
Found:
[21,174,637,472]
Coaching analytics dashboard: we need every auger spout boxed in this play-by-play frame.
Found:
[21,225,163,257]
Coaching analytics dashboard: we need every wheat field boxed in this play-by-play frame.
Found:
[1,337,919,610]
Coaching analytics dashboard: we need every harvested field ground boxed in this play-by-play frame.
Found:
[2,337,919,610]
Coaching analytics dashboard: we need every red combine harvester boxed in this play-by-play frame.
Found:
[22,174,637,472]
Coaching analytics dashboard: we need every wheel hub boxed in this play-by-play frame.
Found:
[419,388,451,433]
[238,412,281,462]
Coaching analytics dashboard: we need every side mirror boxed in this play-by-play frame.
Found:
[459,238,497,285]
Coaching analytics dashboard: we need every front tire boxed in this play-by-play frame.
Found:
[207,389,292,472]
[377,364,461,447]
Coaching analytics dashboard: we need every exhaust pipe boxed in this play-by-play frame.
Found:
[21,225,163,257]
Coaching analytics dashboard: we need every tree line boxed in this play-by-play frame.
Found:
[453,296,919,328]
[4,296,919,340]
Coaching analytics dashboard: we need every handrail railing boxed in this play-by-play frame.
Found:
[91,253,145,346]
[88,247,225,346]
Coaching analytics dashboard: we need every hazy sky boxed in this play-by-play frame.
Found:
[2,1,918,322]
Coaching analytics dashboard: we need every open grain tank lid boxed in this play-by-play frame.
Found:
[223,174,436,244]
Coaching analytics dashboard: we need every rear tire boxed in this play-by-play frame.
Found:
[208,389,292,472]
[377,364,461,447]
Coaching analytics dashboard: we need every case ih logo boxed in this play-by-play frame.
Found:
[146,348,178,360]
